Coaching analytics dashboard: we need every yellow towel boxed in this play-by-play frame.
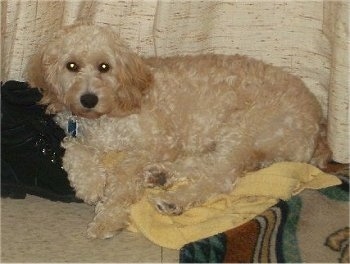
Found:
[128,162,341,249]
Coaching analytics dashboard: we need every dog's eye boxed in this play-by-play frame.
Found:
[98,63,110,73]
[66,62,79,72]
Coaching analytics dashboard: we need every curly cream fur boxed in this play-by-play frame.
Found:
[27,24,331,239]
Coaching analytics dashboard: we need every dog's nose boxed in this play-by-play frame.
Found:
[80,93,98,109]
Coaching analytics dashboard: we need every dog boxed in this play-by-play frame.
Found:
[26,24,331,239]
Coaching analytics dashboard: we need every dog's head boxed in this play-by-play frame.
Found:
[27,24,153,118]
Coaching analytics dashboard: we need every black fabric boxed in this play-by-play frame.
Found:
[1,81,82,202]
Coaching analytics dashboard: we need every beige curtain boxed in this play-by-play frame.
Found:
[1,0,348,163]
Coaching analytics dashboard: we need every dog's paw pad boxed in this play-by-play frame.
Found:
[155,200,183,215]
[143,165,171,188]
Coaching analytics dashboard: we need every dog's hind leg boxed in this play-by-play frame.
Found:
[310,124,332,168]
[149,173,240,215]
[143,141,254,215]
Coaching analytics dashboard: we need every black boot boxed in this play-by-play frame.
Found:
[1,81,82,203]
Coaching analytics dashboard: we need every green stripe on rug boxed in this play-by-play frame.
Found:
[282,196,302,262]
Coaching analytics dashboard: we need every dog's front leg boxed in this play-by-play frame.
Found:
[83,150,153,239]
[86,178,143,239]
[87,201,129,239]
[62,139,106,204]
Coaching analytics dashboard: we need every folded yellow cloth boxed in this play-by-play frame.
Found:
[128,162,341,249]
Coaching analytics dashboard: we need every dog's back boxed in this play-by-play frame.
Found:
[144,54,331,168]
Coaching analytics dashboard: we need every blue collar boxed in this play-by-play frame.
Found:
[67,117,78,137]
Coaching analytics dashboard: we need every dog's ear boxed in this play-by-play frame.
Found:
[111,35,153,113]
[115,53,153,112]
[26,48,64,114]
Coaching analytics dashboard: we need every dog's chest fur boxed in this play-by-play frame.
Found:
[54,112,145,151]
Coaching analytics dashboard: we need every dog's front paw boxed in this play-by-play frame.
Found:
[142,164,174,188]
[152,197,183,216]
[86,220,124,239]
[76,190,102,205]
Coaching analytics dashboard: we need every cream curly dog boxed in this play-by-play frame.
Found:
[27,24,331,239]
